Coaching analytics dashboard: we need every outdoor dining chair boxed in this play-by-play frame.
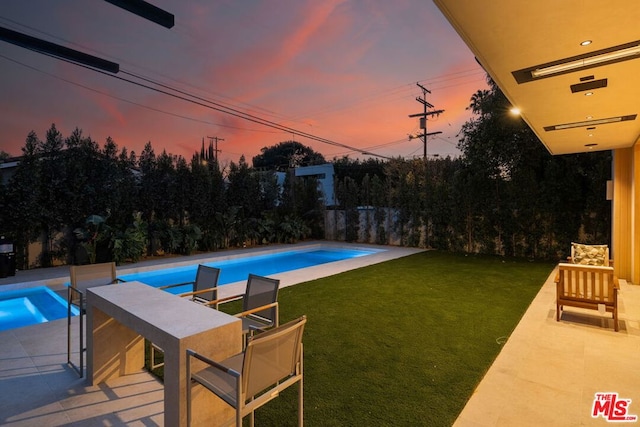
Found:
[151,265,221,369]
[159,264,221,306]
[67,262,123,377]
[186,315,307,427]
[207,274,280,345]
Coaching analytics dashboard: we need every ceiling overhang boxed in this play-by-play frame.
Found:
[433,0,640,155]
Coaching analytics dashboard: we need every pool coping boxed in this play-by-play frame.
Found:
[0,241,424,300]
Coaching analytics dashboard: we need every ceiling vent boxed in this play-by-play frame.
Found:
[571,78,608,93]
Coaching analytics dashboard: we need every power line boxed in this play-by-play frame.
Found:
[0,53,282,134]
[2,46,391,159]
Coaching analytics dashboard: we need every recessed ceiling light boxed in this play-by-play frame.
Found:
[581,40,592,46]
[585,92,594,96]
[510,107,521,115]
[586,115,593,119]
[588,133,593,137]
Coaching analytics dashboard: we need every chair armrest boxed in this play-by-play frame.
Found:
[186,349,240,377]
[179,287,217,298]
[234,301,278,318]
[68,286,84,304]
[158,281,195,290]
[204,294,244,307]
[68,286,84,297]
[613,276,620,290]
[114,278,126,283]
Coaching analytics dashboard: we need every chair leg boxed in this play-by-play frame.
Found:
[150,342,165,369]
[186,355,192,427]
[79,307,84,377]
[299,377,304,426]
[67,300,72,365]
[299,345,304,427]
[67,291,83,377]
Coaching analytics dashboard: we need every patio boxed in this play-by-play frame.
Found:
[1,258,638,425]
[455,272,640,426]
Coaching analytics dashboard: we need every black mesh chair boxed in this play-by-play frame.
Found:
[160,265,221,307]
[207,274,280,344]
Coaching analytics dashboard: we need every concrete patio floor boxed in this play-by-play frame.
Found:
[1,246,638,426]
[455,271,640,427]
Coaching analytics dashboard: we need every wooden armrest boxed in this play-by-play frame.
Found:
[204,294,244,307]
[179,287,217,298]
[158,281,195,290]
[234,302,278,318]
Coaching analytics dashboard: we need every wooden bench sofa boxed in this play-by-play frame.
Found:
[555,263,619,332]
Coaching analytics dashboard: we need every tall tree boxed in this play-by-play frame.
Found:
[227,156,261,245]
[38,124,66,266]
[252,141,325,171]
[4,131,42,268]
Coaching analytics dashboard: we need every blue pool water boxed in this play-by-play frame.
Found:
[0,286,78,332]
[0,246,379,330]
[119,247,379,294]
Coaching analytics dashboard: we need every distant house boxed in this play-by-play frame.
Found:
[274,164,336,207]
[294,164,336,206]
[0,157,20,185]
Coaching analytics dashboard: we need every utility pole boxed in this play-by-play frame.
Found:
[207,136,225,163]
[408,83,444,161]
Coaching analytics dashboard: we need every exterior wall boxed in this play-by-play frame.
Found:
[612,144,638,284]
[635,142,640,284]
[295,164,335,206]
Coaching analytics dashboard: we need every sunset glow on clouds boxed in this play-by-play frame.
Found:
[0,0,487,164]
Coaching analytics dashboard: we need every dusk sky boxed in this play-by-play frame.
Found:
[0,0,487,165]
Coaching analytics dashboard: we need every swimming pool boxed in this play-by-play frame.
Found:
[119,247,379,294]
[0,286,78,332]
[0,245,384,331]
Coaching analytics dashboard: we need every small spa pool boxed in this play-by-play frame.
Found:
[119,247,380,293]
[0,286,78,332]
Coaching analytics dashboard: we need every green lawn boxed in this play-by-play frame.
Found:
[244,250,555,426]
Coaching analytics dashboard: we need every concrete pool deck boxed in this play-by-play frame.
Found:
[0,242,422,426]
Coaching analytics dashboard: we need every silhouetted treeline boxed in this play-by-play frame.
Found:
[0,77,611,268]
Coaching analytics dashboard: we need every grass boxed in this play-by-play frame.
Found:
[242,251,555,426]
